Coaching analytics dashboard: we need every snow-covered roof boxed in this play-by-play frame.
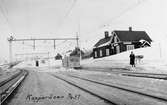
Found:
[94,36,111,47]
[114,30,152,42]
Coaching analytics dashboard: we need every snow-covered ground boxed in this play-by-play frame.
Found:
[0,68,20,83]
[11,44,167,74]
[81,45,167,74]
[14,59,62,68]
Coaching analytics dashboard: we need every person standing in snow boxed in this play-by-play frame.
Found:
[129,51,135,67]
[36,60,39,67]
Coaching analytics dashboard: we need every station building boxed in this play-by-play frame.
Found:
[93,27,152,58]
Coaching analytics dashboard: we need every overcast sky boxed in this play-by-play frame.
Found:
[0,0,167,61]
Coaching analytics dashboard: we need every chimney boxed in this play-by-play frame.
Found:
[104,31,109,38]
[129,27,132,31]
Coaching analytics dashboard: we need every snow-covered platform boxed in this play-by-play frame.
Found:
[81,46,167,74]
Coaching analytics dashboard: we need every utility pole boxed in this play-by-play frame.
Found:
[33,40,35,50]
[77,32,81,61]
[159,42,162,58]
[9,41,12,62]
[8,37,77,50]
[76,32,79,48]
[53,40,56,50]
[76,32,81,60]
[7,36,14,62]
[7,36,78,62]
[48,52,50,67]
[77,3,82,61]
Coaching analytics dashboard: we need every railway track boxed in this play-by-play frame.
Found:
[49,73,167,105]
[0,70,28,104]
[121,72,167,80]
[81,68,167,80]
[109,70,167,79]
[50,73,118,105]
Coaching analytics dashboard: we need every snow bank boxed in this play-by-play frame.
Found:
[81,43,167,67]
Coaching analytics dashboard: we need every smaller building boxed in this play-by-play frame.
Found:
[93,27,152,58]
[62,50,81,69]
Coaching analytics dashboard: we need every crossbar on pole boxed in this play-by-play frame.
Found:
[10,38,77,41]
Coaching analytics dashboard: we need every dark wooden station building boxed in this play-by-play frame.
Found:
[93,27,152,58]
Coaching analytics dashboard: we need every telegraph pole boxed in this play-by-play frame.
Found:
[8,37,77,50]
[76,32,79,48]
[53,40,56,50]
[77,3,81,61]
[9,41,12,62]
[159,42,162,58]
[7,36,14,62]
[76,32,81,60]
[33,40,35,50]
[7,36,78,62]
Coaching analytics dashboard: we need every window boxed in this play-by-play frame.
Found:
[126,45,134,50]
[106,49,110,56]
[116,46,120,53]
[100,50,102,57]
[95,51,97,57]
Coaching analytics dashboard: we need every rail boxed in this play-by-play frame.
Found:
[67,74,167,102]
[0,70,28,104]
[50,73,118,105]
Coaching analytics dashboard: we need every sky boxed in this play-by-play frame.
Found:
[0,0,167,62]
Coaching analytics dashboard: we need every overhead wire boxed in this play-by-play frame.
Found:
[57,0,78,34]
[17,40,70,51]
[54,0,79,53]
[63,0,77,21]
[0,0,14,35]
[101,0,148,28]
[85,0,148,35]
[55,40,68,47]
